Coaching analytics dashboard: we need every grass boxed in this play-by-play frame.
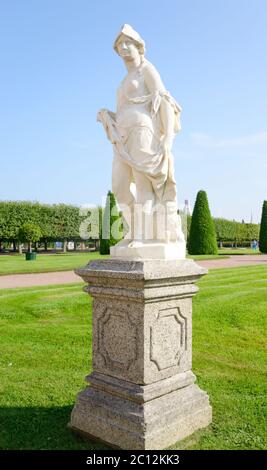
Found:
[0,247,263,277]
[0,252,230,276]
[176,265,267,450]
[187,254,227,260]
[0,252,109,276]
[219,248,261,255]
[0,265,266,450]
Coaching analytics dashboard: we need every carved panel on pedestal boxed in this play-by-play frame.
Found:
[97,307,138,371]
[150,307,187,371]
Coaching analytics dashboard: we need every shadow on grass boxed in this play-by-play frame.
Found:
[1,406,213,451]
[0,406,111,450]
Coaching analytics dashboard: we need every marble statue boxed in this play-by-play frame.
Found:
[97,24,185,259]
[69,26,212,449]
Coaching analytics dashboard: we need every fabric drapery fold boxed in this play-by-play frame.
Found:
[126,90,182,134]
[97,106,177,202]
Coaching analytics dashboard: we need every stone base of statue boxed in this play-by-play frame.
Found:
[69,258,212,450]
[110,240,186,260]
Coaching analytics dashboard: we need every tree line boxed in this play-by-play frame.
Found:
[0,196,265,254]
[186,214,260,247]
[0,201,95,252]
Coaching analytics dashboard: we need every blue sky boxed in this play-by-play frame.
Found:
[0,0,266,222]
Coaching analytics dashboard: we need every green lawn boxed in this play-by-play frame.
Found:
[219,248,260,255]
[0,265,266,450]
[0,252,228,276]
[0,252,108,276]
[188,254,227,260]
[0,248,263,277]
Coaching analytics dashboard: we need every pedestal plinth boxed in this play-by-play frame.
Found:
[69,259,212,449]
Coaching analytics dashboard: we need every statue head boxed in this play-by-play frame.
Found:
[114,24,145,62]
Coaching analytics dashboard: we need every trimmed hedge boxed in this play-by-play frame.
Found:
[188,190,218,255]
[259,201,267,253]
[0,198,261,251]
[0,201,95,250]
[186,216,259,246]
[100,191,123,255]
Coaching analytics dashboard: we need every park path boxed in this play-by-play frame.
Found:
[197,254,267,270]
[0,270,81,289]
[0,255,267,289]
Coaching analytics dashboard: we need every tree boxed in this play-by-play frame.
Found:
[213,217,259,247]
[18,222,42,253]
[214,218,236,245]
[52,204,80,252]
[259,201,267,253]
[0,201,95,251]
[100,191,123,255]
[245,223,260,242]
[188,190,218,255]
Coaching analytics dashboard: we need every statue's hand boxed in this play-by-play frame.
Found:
[97,108,108,122]
[97,109,116,122]
[97,109,119,145]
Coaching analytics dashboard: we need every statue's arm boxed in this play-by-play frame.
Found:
[97,109,119,144]
[143,63,175,153]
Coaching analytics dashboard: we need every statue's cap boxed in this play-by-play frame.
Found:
[113,24,145,55]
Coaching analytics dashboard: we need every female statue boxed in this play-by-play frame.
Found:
[97,24,185,259]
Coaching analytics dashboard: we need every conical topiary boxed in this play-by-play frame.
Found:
[259,200,267,253]
[188,190,218,255]
[100,191,123,255]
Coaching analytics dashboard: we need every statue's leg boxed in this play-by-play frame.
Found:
[112,152,134,240]
[131,169,155,242]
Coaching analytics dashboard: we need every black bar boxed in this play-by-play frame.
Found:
[0,450,264,467]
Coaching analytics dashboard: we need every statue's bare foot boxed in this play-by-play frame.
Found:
[116,238,132,247]
[128,240,143,248]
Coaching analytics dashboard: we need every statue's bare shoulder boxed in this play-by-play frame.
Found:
[142,60,165,93]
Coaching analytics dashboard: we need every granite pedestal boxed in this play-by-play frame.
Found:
[69,259,212,449]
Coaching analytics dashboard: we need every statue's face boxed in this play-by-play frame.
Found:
[116,36,140,61]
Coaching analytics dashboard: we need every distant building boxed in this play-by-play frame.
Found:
[183,199,192,216]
